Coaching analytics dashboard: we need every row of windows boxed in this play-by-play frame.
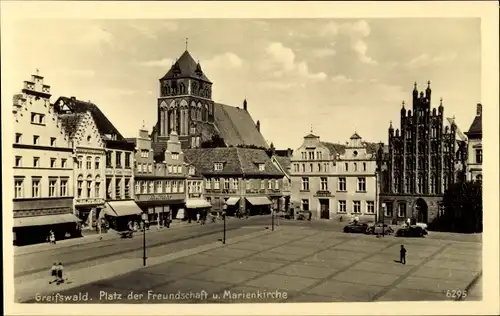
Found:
[30,112,45,125]
[187,181,203,194]
[137,163,183,174]
[14,178,68,198]
[135,180,185,194]
[76,179,102,199]
[205,178,281,191]
[300,151,325,161]
[301,199,375,214]
[15,133,58,147]
[293,162,370,173]
[105,178,131,200]
[15,156,68,169]
[392,175,449,194]
[105,151,131,168]
[77,156,101,170]
[301,177,366,192]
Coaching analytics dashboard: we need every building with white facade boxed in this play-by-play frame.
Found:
[12,72,80,245]
[465,104,482,182]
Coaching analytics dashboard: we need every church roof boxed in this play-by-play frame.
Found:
[214,103,268,148]
[465,115,482,138]
[160,50,211,83]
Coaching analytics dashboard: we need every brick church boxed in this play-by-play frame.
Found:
[377,81,468,225]
[150,49,268,158]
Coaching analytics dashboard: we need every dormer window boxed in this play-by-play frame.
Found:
[214,163,224,171]
[258,163,265,171]
[171,153,179,160]
[189,167,195,175]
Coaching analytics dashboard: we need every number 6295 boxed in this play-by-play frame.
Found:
[446,289,467,299]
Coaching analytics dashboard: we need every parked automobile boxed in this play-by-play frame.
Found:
[366,223,394,235]
[395,226,428,237]
[415,222,428,230]
[343,222,370,234]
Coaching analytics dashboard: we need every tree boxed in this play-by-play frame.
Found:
[200,135,227,148]
[430,181,482,233]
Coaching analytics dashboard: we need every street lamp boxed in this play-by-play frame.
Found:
[222,203,227,244]
[272,206,275,231]
[141,212,148,266]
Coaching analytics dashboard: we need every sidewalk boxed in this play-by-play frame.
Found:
[14,220,197,256]
[15,227,271,302]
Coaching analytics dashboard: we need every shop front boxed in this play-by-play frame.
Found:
[103,200,142,231]
[74,198,105,232]
[134,192,186,225]
[185,198,212,221]
[224,197,241,216]
[245,196,272,215]
[13,213,82,246]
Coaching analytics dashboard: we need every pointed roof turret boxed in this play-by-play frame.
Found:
[350,131,362,139]
[161,50,211,83]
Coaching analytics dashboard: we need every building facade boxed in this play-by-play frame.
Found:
[130,129,187,224]
[12,72,79,245]
[335,133,378,222]
[184,147,284,216]
[290,134,337,219]
[185,157,211,220]
[378,82,468,225]
[59,111,106,231]
[271,150,293,212]
[55,96,140,232]
[465,104,482,182]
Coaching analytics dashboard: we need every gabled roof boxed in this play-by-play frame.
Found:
[161,50,211,83]
[59,113,87,139]
[214,103,268,148]
[184,147,283,177]
[465,115,482,138]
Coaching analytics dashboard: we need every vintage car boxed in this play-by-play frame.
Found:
[395,226,428,237]
[366,223,394,235]
[343,222,370,234]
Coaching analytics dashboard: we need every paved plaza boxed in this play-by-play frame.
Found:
[27,226,482,303]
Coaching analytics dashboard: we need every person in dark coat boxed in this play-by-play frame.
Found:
[49,263,57,284]
[400,245,407,264]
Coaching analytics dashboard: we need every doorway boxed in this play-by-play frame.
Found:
[415,198,428,223]
[319,199,330,219]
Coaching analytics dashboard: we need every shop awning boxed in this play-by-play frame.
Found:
[14,213,81,228]
[105,201,143,217]
[225,197,240,206]
[246,196,272,206]
[186,199,212,209]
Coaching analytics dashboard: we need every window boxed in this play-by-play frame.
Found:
[443,175,449,191]
[438,204,445,217]
[148,181,154,193]
[476,149,482,164]
[148,164,153,173]
[224,178,230,190]
[33,135,40,145]
[115,151,122,167]
[268,180,273,189]
[260,180,265,190]
[363,163,366,171]
[301,177,309,191]
[15,179,23,198]
[214,179,220,190]
[166,181,171,193]
[258,164,265,171]
[32,178,40,197]
[31,112,37,123]
[115,178,121,198]
[417,176,424,194]
[405,177,411,193]
[87,180,92,198]
[318,163,321,172]
[324,163,329,172]
[135,181,141,194]
[320,177,328,191]
[77,156,83,169]
[214,163,223,171]
[50,158,56,168]
[86,157,92,169]
[124,179,130,198]
[384,203,393,217]
[156,181,162,193]
[125,153,131,168]
[353,201,361,214]
[398,203,406,218]
[94,158,100,170]
[95,181,100,198]
[142,181,147,193]
[171,153,179,160]
[15,156,22,167]
[38,114,45,124]
[61,158,67,168]
[318,151,323,160]
[172,181,178,193]
[430,176,436,194]
[338,177,346,191]
[366,201,375,214]
[106,151,112,168]
[275,179,279,190]
[33,157,40,168]
[338,200,347,213]
[50,137,56,146]
[60,179,68,196]
[106,179,112,199]
[302,199,309,211]
[309,163,313,172]
[141,150,149,158]
[357,177,366,192]
[301,152,306,160]
[354,163,357,171]
[15,133,22,144]
[179,181,184,193]
[301,164,305,172]
[205,179,211,190]
[345,163,348,171]
[189,167,195,175]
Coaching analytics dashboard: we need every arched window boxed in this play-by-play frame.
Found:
[430,176,436,194]
[417,175,424,194]
[179,83,186,94]
[405,176,411,193]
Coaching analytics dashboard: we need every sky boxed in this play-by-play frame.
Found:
[4,18,480,149]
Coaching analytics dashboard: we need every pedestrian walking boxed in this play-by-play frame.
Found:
[196,212,200,223]
[308,210,312,221]
[49,263,58,284]
[56,262,64,284]
[49,230,56,244]
[400,245,407,264]
[406,217,411,227]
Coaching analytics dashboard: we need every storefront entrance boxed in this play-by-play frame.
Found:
[319,199,330,219]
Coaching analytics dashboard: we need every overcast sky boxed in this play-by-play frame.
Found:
[5,18,480,149]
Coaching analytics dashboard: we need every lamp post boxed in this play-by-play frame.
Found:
[272,206,275,231]
[222,203,227,244]
[141,212,148,266]
[381,203,386,237]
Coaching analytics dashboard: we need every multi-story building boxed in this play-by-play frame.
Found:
[184,156,211,220]
[12,71,79,246]
[59,111,106,231]
[290,133,337,219]
[184,147,284,216]
[334,132,378,222]
[128,128,187,225]
[150,49,268,153]
[378,82,468,225]
[54,96,140,232]
[465,103,482,182]
[271,148,293,212]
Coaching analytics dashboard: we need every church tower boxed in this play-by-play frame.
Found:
[156,45,215,146]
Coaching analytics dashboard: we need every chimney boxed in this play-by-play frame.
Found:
[287,148,292,157]
[476,103,482,116]
[243,98,248,111]
[256,120,260,132]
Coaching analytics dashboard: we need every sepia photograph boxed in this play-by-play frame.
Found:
[2,1,498,315]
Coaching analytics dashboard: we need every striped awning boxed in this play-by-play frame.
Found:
[246,196,272,206]
[104,201,142,217]
[225,197,240,206]
[186,199,212,209]
[14,213,81,228]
